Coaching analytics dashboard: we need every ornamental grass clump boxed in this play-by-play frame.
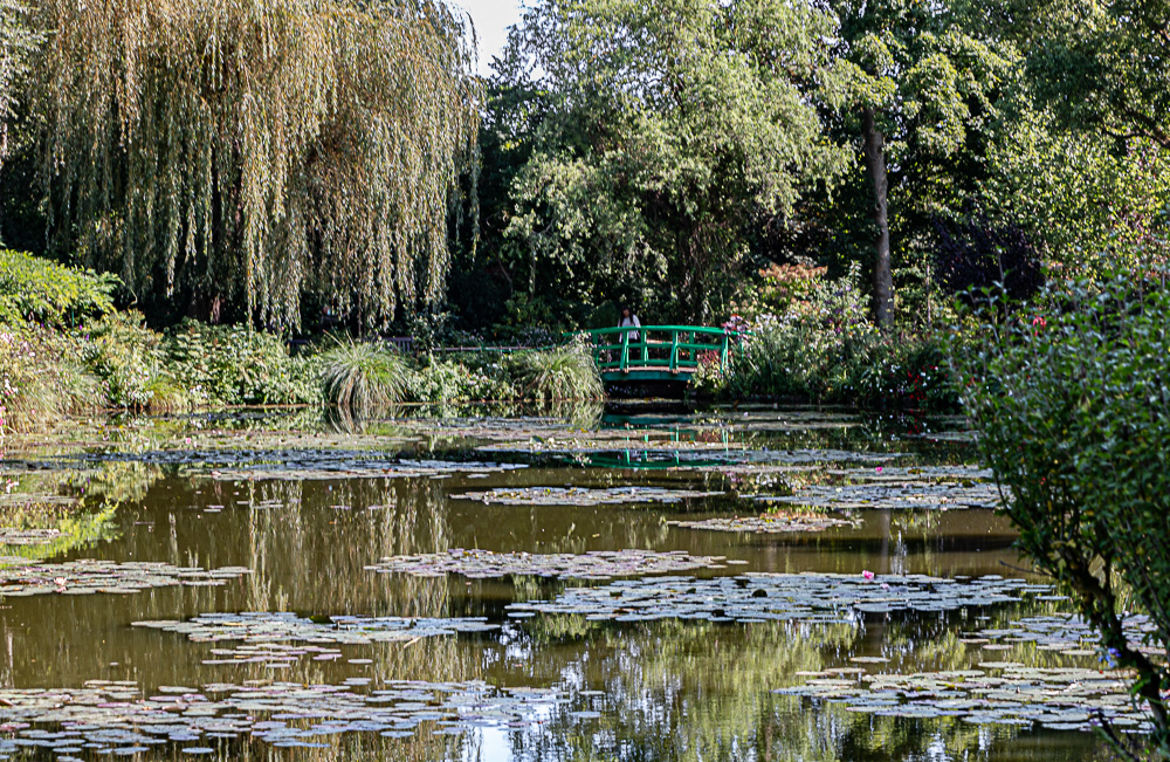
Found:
[505,341,603,402]
[955,269,1170,760]
[320,340,409,417]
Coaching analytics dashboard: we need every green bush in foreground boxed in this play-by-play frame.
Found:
[956,271,1170,760]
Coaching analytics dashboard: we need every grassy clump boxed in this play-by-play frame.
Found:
[320,340,410,416]
[504,341,603,402]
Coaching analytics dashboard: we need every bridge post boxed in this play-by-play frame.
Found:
[669,329,679,373]
[620,329,629,373]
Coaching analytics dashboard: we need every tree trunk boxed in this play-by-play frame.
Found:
[861,107,893,331]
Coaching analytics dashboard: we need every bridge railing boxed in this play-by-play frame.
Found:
[573,325,745,375]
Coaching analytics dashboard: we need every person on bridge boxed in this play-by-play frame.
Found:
[618,306,641,342]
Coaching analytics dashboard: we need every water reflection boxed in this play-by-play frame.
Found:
[0,407,1122,760]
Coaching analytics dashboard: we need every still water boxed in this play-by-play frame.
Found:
[0,406,1116,760]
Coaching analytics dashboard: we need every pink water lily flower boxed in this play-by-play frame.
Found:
[861,570,875,581]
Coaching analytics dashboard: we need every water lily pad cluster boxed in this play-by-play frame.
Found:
[764,481,1002,511]
[0,527,66,546]
[666,513,859,534]
[964,614,1158,656]
[20,449,527,482]
[506,573,1054,623]
[450,486,722,507]
[0,679,564,758]
[688,449,908,467]
[825,465,994,483]
[134,612,499,648]
[0,559,250,598]
[777,664,1150,731]
[367,548,732,580]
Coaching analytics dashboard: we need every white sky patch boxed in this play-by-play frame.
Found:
[455,0,525,76]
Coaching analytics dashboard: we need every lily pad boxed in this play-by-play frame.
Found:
[666,513,859,534]
[0,560,250,600]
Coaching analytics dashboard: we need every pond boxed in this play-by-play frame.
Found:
[0,405,1122,760]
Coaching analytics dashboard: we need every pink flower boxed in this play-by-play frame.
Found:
[862,570,875,581]
[875,466,883,473]
[1031,315,1047,328]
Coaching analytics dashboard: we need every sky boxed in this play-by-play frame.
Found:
[454,0,525,75]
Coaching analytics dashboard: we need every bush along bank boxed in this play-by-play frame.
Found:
[954,267,1170,758]
[0,250,604,433]
[691,264,959,411]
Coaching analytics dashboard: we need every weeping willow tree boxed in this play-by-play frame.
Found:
[0,0,38,171]
[28,0,478,327]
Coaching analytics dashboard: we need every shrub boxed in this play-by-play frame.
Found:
[163,320,318,406]
[728,264,880,402]
[0,324,100,432]
[955,269,1170,759]
[854,338,958,410]
[404,358,516,404]
[730,260,827,321]
[78,311,184,410]
[505,341,603,402]
[0,249,117,326]
[720,265,958,410]
[320,340,409,416]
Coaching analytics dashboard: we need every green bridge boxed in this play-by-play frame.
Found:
[575,325,745,386]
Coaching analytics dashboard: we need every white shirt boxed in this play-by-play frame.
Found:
[619,314,641,342]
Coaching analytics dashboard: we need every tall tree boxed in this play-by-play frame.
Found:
[0,0,37,174]
[26,0,478,328]
[1020,0,1170,150]
[493,0,848,324]
[829,0,1013,329]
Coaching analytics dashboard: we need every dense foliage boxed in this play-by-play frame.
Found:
[24,0,477,328]
[957,271,1170,759]
[482,0,848,324]
[701,266,956,409]
[0,250,604,434]
[0,249,116,326]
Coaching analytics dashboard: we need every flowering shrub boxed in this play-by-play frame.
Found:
[715,265,956,409]
[0,325,99,433]
[726,264,880,402]
[730,262,827,321]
